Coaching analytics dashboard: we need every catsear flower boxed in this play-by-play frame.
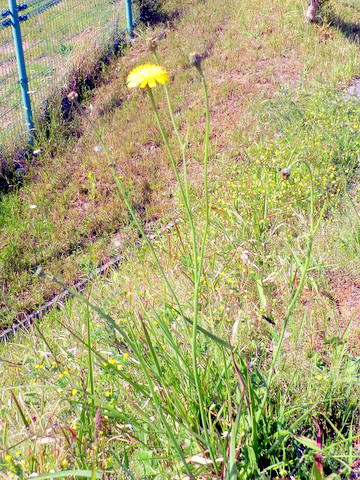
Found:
[126,64,169,89]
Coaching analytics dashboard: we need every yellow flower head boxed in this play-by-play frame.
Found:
[126,64,170,89]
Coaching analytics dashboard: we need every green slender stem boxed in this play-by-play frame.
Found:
[197,67,211,271]
[151,53,192,228]
[147,88,213,457]
[147,89,199,264]
[261,159,318,412]
[148,71,215,461]
[86,304,95,415]
[153,51,184,150]
[181,140,191,223]
[190,65,217,465]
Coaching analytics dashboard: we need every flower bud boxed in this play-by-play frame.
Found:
[280,168,291,179]
[147,36,158,53]
[189,52,203,68]
[67,91,79,102]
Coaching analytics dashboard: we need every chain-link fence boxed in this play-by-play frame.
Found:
[0,0,134,150]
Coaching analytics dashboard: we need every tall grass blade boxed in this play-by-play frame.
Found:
[31,470,103,479]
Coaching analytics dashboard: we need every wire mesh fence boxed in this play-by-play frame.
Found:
[0,0,134,151]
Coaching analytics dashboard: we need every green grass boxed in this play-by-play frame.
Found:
[0,0,360,478]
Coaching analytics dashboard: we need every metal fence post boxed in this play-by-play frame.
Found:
[8,0,34,142]
[125,0,134,36]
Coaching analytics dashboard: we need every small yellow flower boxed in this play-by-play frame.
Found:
[126,64,169,89]
[71,389,78,396]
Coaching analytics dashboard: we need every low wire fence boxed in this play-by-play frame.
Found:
[0,0,135,151]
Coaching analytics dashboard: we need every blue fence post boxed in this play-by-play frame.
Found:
[8,0,34,143]
[125,0,134,36]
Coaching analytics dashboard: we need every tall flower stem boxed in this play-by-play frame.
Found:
[151,52,192,221]
[260,159,324,413]
[152,51,184,150]
[189,62,216,465]
[148,75,215,463]
[196,65,211,272]
[147,88,199,265]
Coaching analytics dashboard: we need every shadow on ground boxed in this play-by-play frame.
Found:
[331,14,360,44]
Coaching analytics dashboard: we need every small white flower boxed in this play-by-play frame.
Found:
[94,145,102,153]
[29,204,37,209]
[33,149,41,155]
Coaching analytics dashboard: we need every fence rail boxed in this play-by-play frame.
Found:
[0,0,135,151]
